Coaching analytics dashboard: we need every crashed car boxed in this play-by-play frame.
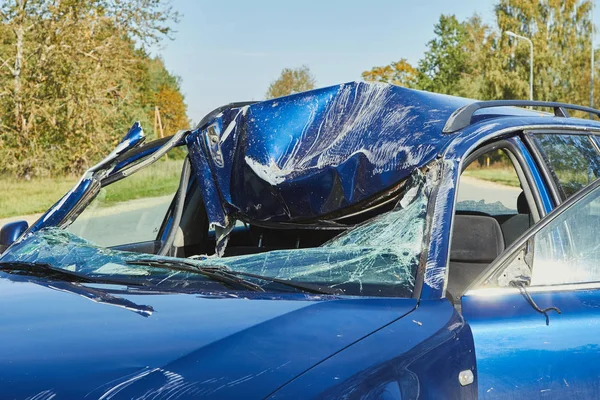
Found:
[2,81,600,399]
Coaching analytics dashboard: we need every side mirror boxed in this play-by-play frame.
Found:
[0,220,29,252]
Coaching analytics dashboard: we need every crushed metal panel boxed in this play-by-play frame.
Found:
[188,81,470,226]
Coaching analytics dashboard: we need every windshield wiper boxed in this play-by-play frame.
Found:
[127,258,343,295]
[0,261,148,287]
[126,259,265,292]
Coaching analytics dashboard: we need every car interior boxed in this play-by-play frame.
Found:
[447,141,538,305]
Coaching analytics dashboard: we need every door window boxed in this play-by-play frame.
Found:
[66,147,187,247]
[457,148,522,215]
[492,182,600,287]
[534,134,600,199]
[448,145,535,298]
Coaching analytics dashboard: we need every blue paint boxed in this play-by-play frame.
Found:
[0,220,28,248]
[515,138,554,213]
[187,82,469,224]
[0,275,416,399]
[269,299,477,399]
[463,288,600,398]
[120,121,145,147]
[28,177,95,233]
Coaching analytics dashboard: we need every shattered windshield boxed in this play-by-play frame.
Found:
[0,172,429,298]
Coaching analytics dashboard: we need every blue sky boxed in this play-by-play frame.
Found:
[152,1,497,123]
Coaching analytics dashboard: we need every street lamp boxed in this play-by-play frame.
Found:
[505,31,533,101]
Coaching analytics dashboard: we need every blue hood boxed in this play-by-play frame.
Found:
[0,275,416,399]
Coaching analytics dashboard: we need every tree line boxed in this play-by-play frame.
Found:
[0,0,188,178]
[269,0,597,119]
[363,0,594,106]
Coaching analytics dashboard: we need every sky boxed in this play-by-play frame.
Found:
[150,1,513,123]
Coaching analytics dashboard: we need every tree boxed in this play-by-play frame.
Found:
[0,0,181,177]
[362,59,418,88]
[153,84,189,135]
[483,0,593,105]
[455,15,494,99]
[417,14,470,95]
[137,57,189,139]
[265,65,316,99]
[361,0,596,106]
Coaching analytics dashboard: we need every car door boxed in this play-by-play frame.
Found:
[461,178,600,399]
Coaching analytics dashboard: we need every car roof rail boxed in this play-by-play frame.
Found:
[195,101,258,130]
[442,100,600,133]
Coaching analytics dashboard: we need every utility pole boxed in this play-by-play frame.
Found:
[505,31,534,101]
[154,106,164,139]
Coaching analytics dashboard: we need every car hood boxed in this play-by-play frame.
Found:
[0,275,417,399]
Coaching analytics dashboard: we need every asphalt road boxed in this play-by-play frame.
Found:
[66,195,173,247]
[457,176,521,211]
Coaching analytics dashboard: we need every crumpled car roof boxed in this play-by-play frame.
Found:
[188,81,472,226]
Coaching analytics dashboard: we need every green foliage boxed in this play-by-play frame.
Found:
[266,65,316,99]
[417,15,470,95]
[485,0,593,104]
[0,175,78,218]
[362,0,598,107]
[463,168,521,187]
[362,59,418,88]
[0,157,184,218]
[99,158,183,205]
[0,0,186,177]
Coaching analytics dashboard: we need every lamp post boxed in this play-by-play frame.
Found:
[505,31,534,101]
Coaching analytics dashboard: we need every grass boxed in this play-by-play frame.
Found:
[462,167,521,187]
[99,159,183,206]
[0,159,184,219]
[0,176,79,218]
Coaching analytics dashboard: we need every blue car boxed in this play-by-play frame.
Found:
[2,81,600,399]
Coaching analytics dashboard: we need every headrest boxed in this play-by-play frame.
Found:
[450,215,505,263]
[517,191,530,214]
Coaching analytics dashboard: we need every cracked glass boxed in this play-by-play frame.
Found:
[0,171,430,297]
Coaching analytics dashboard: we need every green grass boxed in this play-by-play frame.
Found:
[0,159,184,219]
[463,168,521,187]
[100,159,183,206]
[0,176,79,218]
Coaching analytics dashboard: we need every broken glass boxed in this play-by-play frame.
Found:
[0,171,429,297]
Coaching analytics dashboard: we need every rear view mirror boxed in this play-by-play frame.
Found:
[0,220,29,253]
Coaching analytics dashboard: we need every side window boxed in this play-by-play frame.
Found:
[447,146,535,298]
[534,134,600,199]
[493,183,600,287]
[66,147,187,247]
[457,149,523,216]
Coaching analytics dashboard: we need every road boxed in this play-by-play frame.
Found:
[457,176,522,211]
[66,195,173,246]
